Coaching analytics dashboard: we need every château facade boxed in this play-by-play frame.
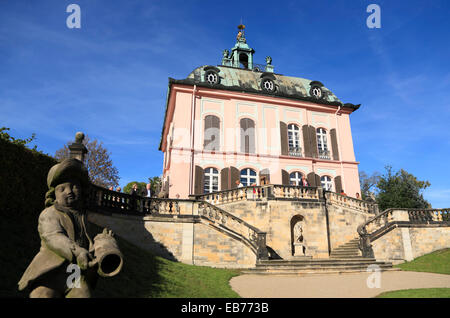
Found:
[159,27,362,199]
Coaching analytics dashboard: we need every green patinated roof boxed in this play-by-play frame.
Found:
[169,65,359,110]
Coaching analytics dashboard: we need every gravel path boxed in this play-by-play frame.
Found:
[230,271,450,298]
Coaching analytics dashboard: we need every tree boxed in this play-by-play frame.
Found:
[0,127,38,150]
[148,176,161,196]
[123,181,147,195]
[376,166,431,211]
[359,170,380,201]
[55,135,120,189]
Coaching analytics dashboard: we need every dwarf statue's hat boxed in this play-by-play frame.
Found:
[45,158,90,207]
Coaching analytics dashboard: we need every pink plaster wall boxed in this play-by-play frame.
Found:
[162,85,361,199]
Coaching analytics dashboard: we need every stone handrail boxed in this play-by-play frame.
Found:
[357,208,450,257]
[88,184,269,260]
[325,191,379,214]
[197,201,268,260]
[88,184,183,216]
[193,185,270,204]
[271,185,320,200]
[194,184,320,203]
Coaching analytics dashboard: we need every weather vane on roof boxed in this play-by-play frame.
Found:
[237,19,246,42]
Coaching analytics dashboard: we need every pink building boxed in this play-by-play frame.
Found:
[159,27,361,199]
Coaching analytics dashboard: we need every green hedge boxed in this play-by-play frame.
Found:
[0,138,57,216]
[0,138,57,297]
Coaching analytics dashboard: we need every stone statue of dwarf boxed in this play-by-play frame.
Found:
[18,158,121,297]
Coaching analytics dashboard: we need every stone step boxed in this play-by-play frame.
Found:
[331,249,360,253]
[334,245,359,249]
[256,262,391,268]
[243,267,400,275]
[330,252,361,256]
[257,259,385,266]
[330,252,361,257]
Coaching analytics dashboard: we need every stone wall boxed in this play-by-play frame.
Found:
[218,199,329,259]
[88,211,256,268]
[371,225,450,262]
[371,227,405,261]
[193,222,256,268]
[326,204,373,250]
[409,226,450,259]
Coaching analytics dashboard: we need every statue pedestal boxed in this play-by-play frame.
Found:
[293,242,308,257]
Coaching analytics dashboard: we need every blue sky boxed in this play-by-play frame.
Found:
[1,0,449,207]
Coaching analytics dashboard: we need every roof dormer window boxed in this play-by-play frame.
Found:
[311,86,322,99]
[203,66,220,85]
[261,78,274,92]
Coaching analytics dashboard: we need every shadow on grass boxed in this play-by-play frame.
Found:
[0,213,240,298]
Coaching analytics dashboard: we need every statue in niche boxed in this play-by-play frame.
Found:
[18,158,123,298]
[293,221,306,256]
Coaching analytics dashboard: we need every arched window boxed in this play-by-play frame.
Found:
[289,171,304,186]
[288,124,302,157]
[320,175,333,191]
[240,168,257,187]
[204,115,220,151]
[240,118,255,154]
[316,128,330,159]
[203,167,219,193]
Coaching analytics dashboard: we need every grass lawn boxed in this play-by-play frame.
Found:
[94,232,242,298]
[394,248,450,275]
[375,248,450,298]
[376,288,450,298]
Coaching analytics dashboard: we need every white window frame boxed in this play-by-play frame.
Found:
[320,175,333,191]
[316,128,330,159]
[204,167,219,193]
[240,168,257,187]
[289,171,303,186]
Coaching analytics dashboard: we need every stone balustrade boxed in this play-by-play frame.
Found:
[89,184,189,216]
[197,201,268,259]
[271,185,319,200]
[326,191,379,214]
[357,207,450,258]
[194,185,270,204]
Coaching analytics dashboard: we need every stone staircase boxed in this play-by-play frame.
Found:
[244,237,397,274]
[244,258,396,275]
[330,238,362,258]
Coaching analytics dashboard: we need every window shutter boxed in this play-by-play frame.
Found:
[334,176,342,194]
[230,166,240,188]
[330,128,339,161]
[220,167,229,191]
[281,169,289,185]
[302,125,310,158]
[280,121,288,156]
[260,169,270,185]
[194,166,204,195]
[307,172,317,187]
[309,126,318,158]
[204,115,220,151]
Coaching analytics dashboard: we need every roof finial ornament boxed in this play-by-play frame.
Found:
[237,22,246,43]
